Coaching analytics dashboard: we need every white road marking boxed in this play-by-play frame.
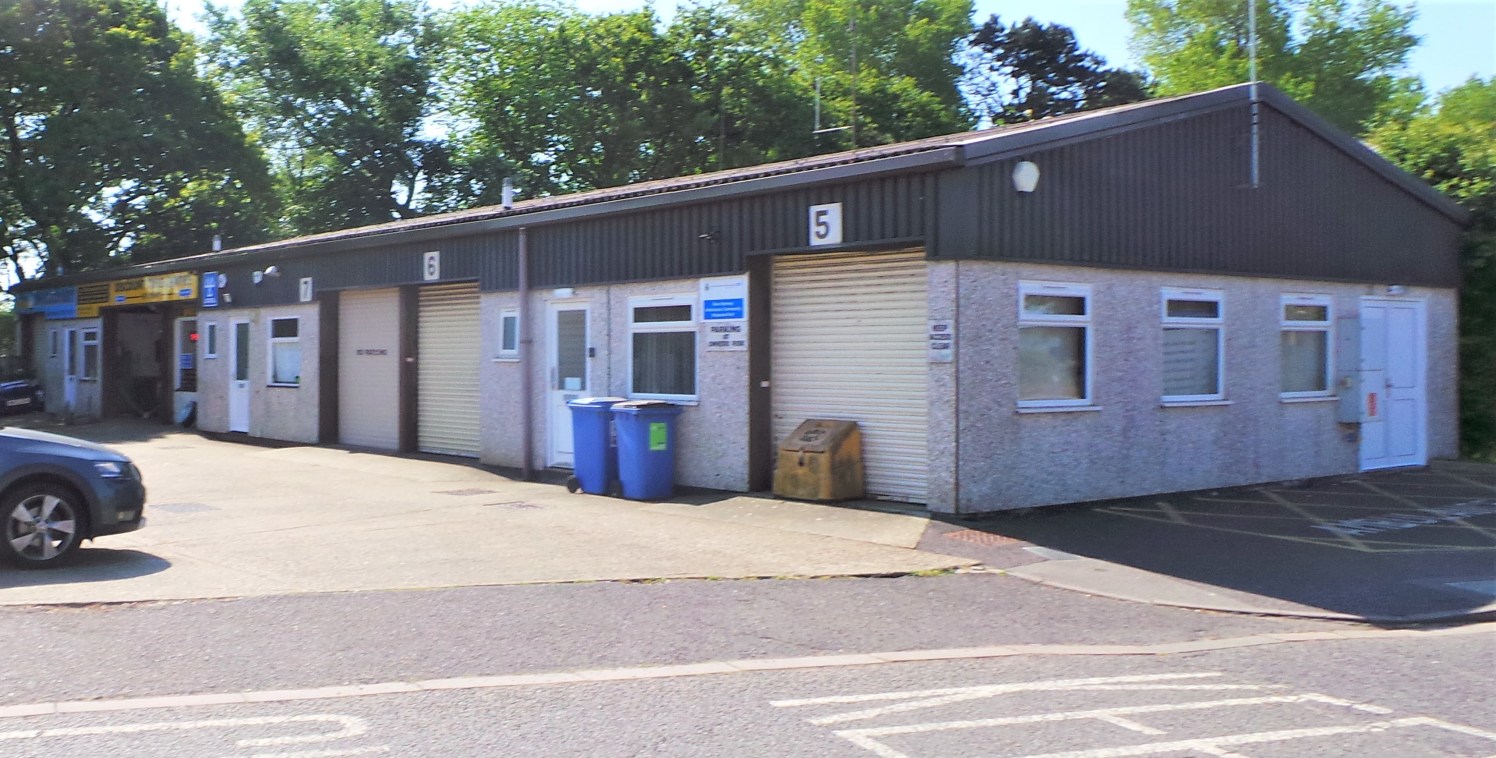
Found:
[998,717,1496,758]
[236,748,390,758]
[0,714,367,745]
[784,676,1465,758]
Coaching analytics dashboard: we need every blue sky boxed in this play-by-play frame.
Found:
[171,0,1495,95]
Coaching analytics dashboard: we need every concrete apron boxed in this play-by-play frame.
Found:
[0,425,972,606]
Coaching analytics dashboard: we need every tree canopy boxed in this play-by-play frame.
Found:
[0,0,272,281]
[965,15,1150,126]
[204,0,452,235]
[1125,0,1421,135]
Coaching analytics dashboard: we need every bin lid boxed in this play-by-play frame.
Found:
[610,400,683,414]
[568,396,627,408]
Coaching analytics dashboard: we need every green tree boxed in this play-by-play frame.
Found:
[0,0,272,281]
[1125,0,1421,135]
[965,15,1150,126]
[1369,78,1496,456]
[729,0,975,147]
[205,0,452,234]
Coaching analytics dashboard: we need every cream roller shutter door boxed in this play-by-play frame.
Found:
[772,251,929,502]
[339,288,401,450]
[418,283,481,457]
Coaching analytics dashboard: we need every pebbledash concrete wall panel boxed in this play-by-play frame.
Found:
[937,260,1458,513]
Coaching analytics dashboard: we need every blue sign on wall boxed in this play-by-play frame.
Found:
[703,298,745,320]
[202,271,219,308]
[14,287,78,320]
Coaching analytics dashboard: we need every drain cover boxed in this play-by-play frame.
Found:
[943,529,1024,547]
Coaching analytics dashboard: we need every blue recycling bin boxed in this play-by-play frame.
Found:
[611,401,684,501]
[566,397,625,495]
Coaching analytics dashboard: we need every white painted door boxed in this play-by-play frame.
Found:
[1359,297,1426,470]
[547,303,589,467]
[772,251,930,502]
[340,289,402,449]
[62,328,78,412]
[229,320,251,433]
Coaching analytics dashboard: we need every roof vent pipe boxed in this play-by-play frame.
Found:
[502,177,515,210]
[212,234,222,252]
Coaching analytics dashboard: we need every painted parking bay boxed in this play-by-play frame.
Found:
[955,462,1496,621]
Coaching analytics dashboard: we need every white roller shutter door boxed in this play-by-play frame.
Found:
[418,283,481,457]
[772,251,929,502]
[339,289,401,450]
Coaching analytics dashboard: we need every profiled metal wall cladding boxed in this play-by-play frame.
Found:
[527,173,933,288]
[966,106,1461,288]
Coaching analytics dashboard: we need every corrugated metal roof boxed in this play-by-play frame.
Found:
[12,83,1466,292]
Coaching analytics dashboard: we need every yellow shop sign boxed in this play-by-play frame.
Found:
[76,272,199,317]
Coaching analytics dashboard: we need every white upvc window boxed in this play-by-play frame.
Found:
[204,322,219,359]
[1018,281,1093,408]
[1161,287,1225,403]
[80,329,99,380]
[268,317,301,386]
[628,295,697,401]
[1280,294,1334,398]
[497,308,520,359]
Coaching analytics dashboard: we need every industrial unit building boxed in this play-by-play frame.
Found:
[12,84,1468,514]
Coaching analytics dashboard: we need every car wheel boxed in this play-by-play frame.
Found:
[2,484,85,568]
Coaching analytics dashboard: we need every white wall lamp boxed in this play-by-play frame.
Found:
[1012,160,1041,194]
[1386,284,1407,295]
[252,265,281,285]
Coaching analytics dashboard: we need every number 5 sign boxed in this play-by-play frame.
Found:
[423,250,440,281]
[808,203,843,247]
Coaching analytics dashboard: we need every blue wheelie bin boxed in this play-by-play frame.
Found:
[610,400,684,500]
[566,397,625,495]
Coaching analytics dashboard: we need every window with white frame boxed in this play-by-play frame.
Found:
[49,330,58,358]
[1018,281,1092,407]
[629,295,696,399]
[1280,294,1333,397]
[269,317,301,386]
[80,329,99,380]
[498,308,520,359]
[1161,288,1224,402]
[204,322,219,359]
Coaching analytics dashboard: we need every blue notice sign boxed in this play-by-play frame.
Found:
[703,298,745,320]
[699,276,748,321]
[202,271,219,307]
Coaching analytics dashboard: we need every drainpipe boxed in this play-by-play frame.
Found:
[518,227,534,481]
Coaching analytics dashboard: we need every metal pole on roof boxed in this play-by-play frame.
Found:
[1248,0,1261,189]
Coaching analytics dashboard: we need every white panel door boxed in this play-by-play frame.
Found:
[772,251,930,502]
[547,303,589,467]
[417,283,481,457]
[1359,297,1427,470]
[339,289,402,449]
[229,320,250,433]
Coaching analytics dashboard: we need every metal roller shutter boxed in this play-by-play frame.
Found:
[772,251,929,502]
[339,289,402,450]
[418,283,481,457]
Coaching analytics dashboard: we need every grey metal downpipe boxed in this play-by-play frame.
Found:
[518,227,534,481]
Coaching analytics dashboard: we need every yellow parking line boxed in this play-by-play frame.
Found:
[1260,490,1374,553]
[1352,480,1496,541]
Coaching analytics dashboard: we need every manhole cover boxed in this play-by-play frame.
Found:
[943,529,1024,546]
[437,488,499,497]
[151,502,218,514]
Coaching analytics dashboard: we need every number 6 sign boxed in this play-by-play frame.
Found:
[808,203,843,247]
[423,250,440,281]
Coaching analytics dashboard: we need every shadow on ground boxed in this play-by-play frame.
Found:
[923,462,1496,623]
[0,550,170,592]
